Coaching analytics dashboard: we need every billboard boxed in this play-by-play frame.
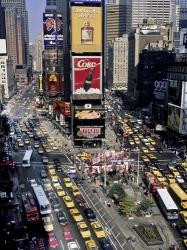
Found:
[167,104,181,132]
[47,73,63,95]
[179,28,187,53]
[72,56,102,100]
[168,79,182,107]
[153,79,167,100]
[74,126,104,140]
[71,6,102,52]
[43,13,63,47]
[75,109,104,120]
[181,81,187,109]
[71,0,102,2]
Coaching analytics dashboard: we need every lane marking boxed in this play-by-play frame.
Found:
[64,154,73,164]
[60,240,65,250]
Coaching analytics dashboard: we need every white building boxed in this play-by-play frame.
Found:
[108,35,128,90]
[35,35,43,73]
[0,39,16,99]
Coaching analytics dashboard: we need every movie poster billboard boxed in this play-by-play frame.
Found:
[74,126,104,140]
[47,73,63,95]
[180,109,187,135]
[43,13,63,47]
[179,28,187,53]
[75,109,105,120]
[167,104,181,132]
[72,56,102,100]
[71,6,102,53]
[168,79,182,107]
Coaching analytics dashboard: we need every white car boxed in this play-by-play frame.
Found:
[66,166,77,174]
[42,216,53,232]
[29,179,37,187]
[176,175,185,183]
[67,242,80,250]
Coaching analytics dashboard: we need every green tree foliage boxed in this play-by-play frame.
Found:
[119,195,138,215]
[108,183,126,201]
[140,197,154,211]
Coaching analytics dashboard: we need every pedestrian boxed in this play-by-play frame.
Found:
[107,202,111,208]
[171,222,176,229]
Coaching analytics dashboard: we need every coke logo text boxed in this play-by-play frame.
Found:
[77,59,97,68]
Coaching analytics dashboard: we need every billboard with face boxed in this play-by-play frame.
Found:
[167,104,181,132]
[43,13,63,47]
[47,73,63,95]
[74,126,105,140]
[71,6,102,53]
[72,56,102,100]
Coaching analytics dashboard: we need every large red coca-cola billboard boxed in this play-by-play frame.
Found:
[72,56,102,100]
[47,73,64,96]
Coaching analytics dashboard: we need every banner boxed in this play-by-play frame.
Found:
[43,13,63,47]
[72,56,102,100]
[168,79,182,107]
[167,104,181,132]
[179,28,187,53]
[71,6,102,52]
[74,126,104,140]
[47,73,63,95]
[75,109,104,120]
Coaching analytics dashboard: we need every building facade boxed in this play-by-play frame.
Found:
[132,0,173,28]
[176,0,187,28]
[108,35,128,90]
[105,0,132,85]
[1,0,29,65]
[0,1,6,39]
[128,19,173,98]
[15,64,28,86]
[35,35,43,73]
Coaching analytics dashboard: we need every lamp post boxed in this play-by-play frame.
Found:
[136,147,140,186]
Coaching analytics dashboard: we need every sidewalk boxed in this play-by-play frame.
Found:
[81,179,180,250]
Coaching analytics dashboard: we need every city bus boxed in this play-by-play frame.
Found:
[155,188,179,220]
[32,185,51,215]
[169,183,187,210]
[22,149,33,167]
[21,192,40,223]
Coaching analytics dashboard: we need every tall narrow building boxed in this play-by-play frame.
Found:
[35,35,44,73]
[105,0,132,84]
[0,0,6,39]
[1,0,29,64]
[176,0,187,28]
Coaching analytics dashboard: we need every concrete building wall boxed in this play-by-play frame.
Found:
[35,35,44,73]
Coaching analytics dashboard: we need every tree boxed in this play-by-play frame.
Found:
[119,195,138,215]
[140,197,154,212]
[108,183,126,201]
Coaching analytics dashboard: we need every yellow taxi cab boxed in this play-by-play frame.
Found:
[148,146,156,151]
[141,156,150,163]
[70,185,80,196]
[128,140,135,145]
[18,141,24,147]
[55,185,66,197]
[171,169,180,176]
[47,138,53,143]
[38,148,44,154]
[90,221,106,238]
[152,170,162,178]
[157,177,168,187]
[48,168,56,176]
[183,239,187,247]
[63,195,74,208]
[47,164,56,170]
[64,178,73,188]
[42,215,53,232]
[77,221,91,238]
[85,240,98,250]
[149,165,158,171]
[166,175,176,184]
[147,154,157,161]
[70,208,83,222]
[180,211,187,224]
[141,147,149,153]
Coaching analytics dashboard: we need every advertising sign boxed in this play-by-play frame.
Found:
[71,6,102,52]
[167,104,181,132]
[75,109,104,120]
[47,73,63,95]
[43,13,63,47]
[71,0,102,3]
[168,80,182,107]
[181,81,187,109]
[153,80,167,100]
[74,126,104,140]
[72,56,102,100]
[179,28,187,53]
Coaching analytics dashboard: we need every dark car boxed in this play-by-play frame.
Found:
[57,211,67,226]
[74,178,83,186]
[40,170,47,179]
[100,239,113,250]
[54,158,61,164]
[176,224,187,238]
[84,208,96,221]
[75,194,86,207]
[180,183,187,193]
[51,198,61,212]
[33,135,39,140]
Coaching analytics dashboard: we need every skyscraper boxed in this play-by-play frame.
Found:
[35,35,44,73]
[0,0,6,39]
[105,0,132,84]
[132,0,172,27]
[176,0,187,28]
[1,0,29,64]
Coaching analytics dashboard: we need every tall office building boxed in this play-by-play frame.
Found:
[0,1,6,39]
[132,0,173,28]
[45,0,63,13]
[176,0,187,28]
[1,0,29,64]
[35,35,44,73]
[105,0,132,84]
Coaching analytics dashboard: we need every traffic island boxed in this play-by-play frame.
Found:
[134,224,164,246]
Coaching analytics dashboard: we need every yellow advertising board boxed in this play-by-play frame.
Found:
[71,6,102,53]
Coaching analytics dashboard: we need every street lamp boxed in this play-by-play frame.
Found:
[135,147,140,186]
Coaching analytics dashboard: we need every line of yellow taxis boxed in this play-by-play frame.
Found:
[46,163,112,250]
